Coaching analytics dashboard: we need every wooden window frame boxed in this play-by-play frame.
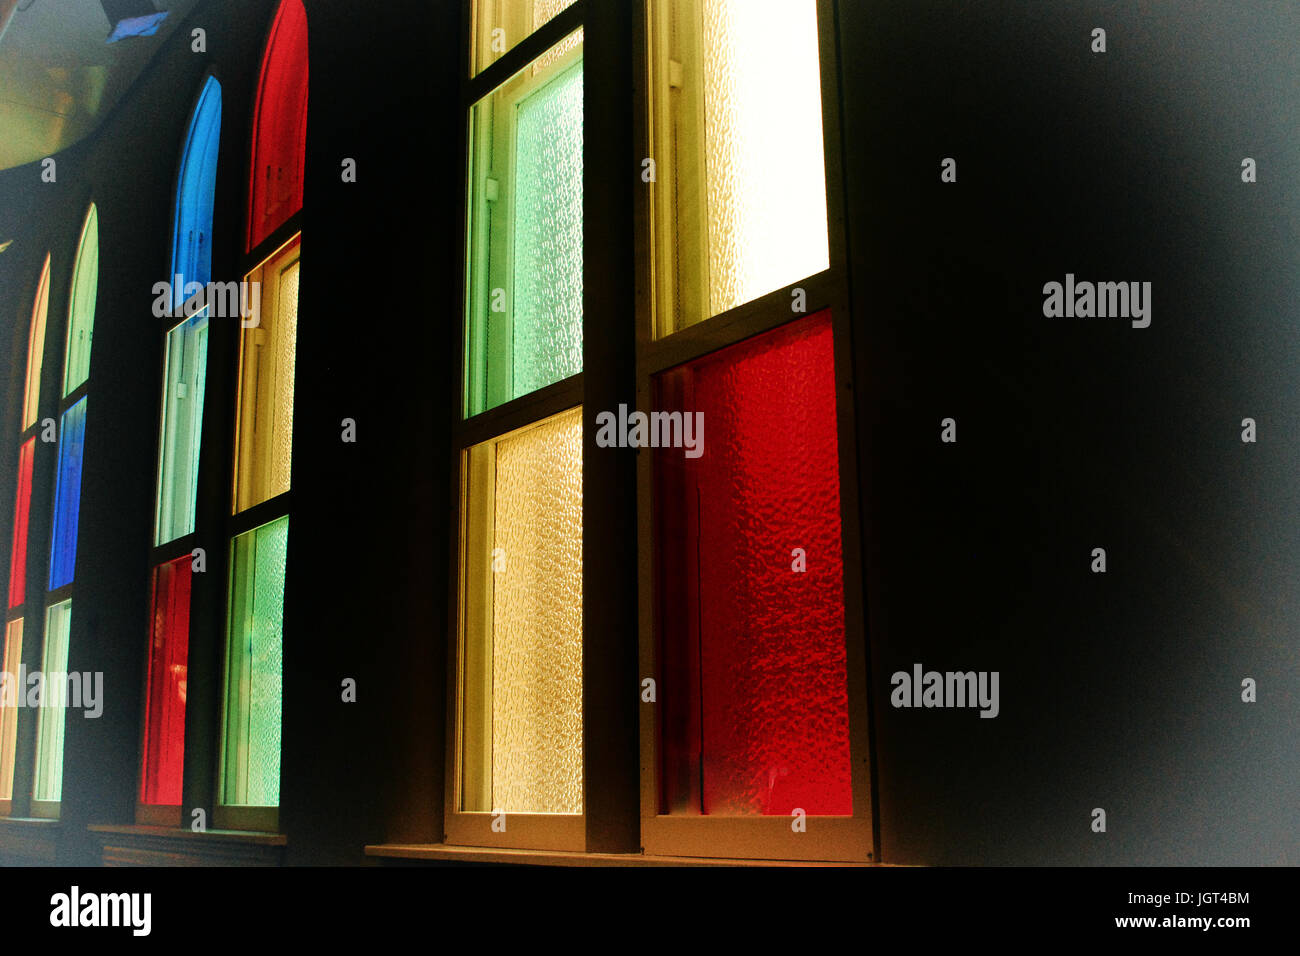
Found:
[445,0,591,853]
[633,0,876,863]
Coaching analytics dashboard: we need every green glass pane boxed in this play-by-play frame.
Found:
[32,599,72,803]
[464,33,583,417]
[154,312,209,545]
[220,516,287,807]
[63,204,99,395]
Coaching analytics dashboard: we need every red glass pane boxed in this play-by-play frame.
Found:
[246,0,309,251]
[139,556,192,805]
[654,310,852,815]
[7,439,35,609]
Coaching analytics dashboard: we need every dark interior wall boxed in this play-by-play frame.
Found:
[842,0,1300,864]
[0,0,1295,867]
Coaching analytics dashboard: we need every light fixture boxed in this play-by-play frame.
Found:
[0,239,12,253]
[101,0,168,44]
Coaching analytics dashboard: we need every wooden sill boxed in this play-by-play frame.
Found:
[0,816,62,864]
[88,824,286,845]
[365,843,871,867]
[88,824,286,866]
[0,816,61,827]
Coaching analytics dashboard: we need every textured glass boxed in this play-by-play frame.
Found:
[464,36,583,417]
[471,0,579,75]
[0,619,21,800]
[7,439,35,608]
[47,398,87,591]
[461,407,582,813]
[32,598,72,803]
[63,204,99,395]
[171,77,222,309]
[233,241,298,513]
[247,0,308,251]
[23,255,50,429]
[154,313,209,544]
[653,311,851,815]
[220,516,288,807]
[653,0,829,333]
[140,557,192,806]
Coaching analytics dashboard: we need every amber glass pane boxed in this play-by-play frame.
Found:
[233,238,299,512]
[470,0,580,76]
[0,619,21,801]
[23,255,51,429]
[461,407,583,814]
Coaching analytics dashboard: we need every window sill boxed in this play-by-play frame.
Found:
[0,816,62,864]
[364,843,871,867]
[88,824,287,866]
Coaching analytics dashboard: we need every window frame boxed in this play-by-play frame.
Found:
[445,0,589,853]
[633,0,875,862]
[464,34,585,418]
[210,0,307,833]
[136,73,226,828]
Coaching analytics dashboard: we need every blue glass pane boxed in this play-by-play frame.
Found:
[48,398,87,590]
[170,77,223,309]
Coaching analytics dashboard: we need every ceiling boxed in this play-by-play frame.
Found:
[0,0,201,171]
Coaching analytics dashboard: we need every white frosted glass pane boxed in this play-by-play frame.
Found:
[701,0,829,316]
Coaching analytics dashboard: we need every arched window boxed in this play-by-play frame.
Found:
[20,254,50,431]
[217,0,308,832]
[31,200,102,816]
[8,260,52,807]
[246,0,308,251]
[47,204,100,590]
[63,204,99,396]
[170,77,222,309]
[138,79,223,819]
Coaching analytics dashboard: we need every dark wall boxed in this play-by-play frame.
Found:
[842,0,1300,864]
[0,0,1295,866]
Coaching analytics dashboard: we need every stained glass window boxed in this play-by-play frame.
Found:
[649,0,829,334]
[220,516,288,807]
[171,77,222,310]
[23,255,51,430]
[47,398,87,591]
[464,32,583,416]
[7,439,35,609]
[233,239,298,513]
[0,619,21,801]
[653,311,852,815]
[140,556,192,806]
[63,204,99,395]
[461,407,583,814]
[32,598,72,803]
[247,0,308,251]
[154,313,209,544]
[471,0,580,75]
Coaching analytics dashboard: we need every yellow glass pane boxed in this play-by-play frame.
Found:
[233,237,299,513]
[461,407,583,814]
[23,255,51,429]
[649,0,830,335]
[0,619,21,801]
[471,0,579,76]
